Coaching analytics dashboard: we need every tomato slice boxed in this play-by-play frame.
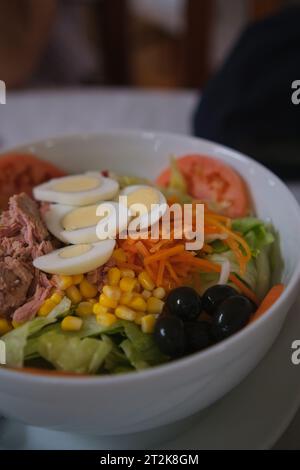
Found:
[0,153,66,210]
[156,154,250,218]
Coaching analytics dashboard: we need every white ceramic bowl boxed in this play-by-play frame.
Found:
[0,130,300,436]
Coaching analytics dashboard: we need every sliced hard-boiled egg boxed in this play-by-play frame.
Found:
[33,240,116,275]
[120,185,167,233]
[33,173,119,206]
[43,202,129,244]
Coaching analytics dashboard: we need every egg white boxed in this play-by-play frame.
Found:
[43,202,129,244]
[120,185,167,233]
[34,174,119,206]
[33,240,116,275]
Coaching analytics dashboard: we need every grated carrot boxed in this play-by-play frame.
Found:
[165,261,180,285]
[229,274,259,305]
[156,260,165,286]
[144,245,185,264]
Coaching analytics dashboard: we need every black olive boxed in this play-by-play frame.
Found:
[211,295,256,341]
[202,284,238,315]
[166,286,202,321]
[154,315,186,357]
[185,321,213,353]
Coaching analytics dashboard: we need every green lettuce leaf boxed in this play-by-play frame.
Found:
[111,173,150,189]
[25,315,123,362]
[168,157,187,193]
[37,330,112,374]
[121,321,167,368]
[207,251,258,292]
[24,297,72,361]
[120,339,150,370]
[255,246,271,301]
[2,316,57,368]
[160,187,193,204]
[210,239,229,254]
[48,297,71,319]
[232,217,274,257]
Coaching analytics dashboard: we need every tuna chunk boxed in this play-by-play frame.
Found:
[1,193,49,244]
[0,257,33,316]
[86,258,116,291]
[0,193,54,321]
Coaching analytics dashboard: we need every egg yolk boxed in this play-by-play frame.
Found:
[59,244,92,259]
[126,188,160,215]
[52,176,101,193]
[62,205,108,231]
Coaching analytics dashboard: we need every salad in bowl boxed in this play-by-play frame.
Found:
[0,147,284,376]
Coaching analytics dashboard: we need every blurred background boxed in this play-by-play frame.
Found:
[0,0,295,91]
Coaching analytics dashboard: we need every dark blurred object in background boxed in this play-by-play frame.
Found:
[0,0,287,90]
[193,5,300,178]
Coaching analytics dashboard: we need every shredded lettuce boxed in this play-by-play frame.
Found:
[37,330,112,374]
[121,321,167,368]
[269,228,284,285]
[208,251,258,292]
[255,246,271,300]
[158,157,191,205]
[168,157,187,193]
[120,339,150,370]
[160,187,193,204]
[2,316,57,368]
[232,217,275,257]
[210,239,229,254]
[48,297,71,319]
[110,173,150,189]
[25,315,123,362]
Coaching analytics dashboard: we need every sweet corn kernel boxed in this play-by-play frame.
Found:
[50,292,63,305]
[96,312,117,327]
[72,274,84,285]
[99,293,118,309]
[134,312,145,325]
[0,318,12,335]
[147,297,164,314]
[141,314,157,333]
[76,301,94,316]
[103,285,121,301]
[61,316,83,332]
[66,285,82,304]
[93,303,109,315]
[120,292,133,306]
[134,282,142,293]
[120,277,136,292]
[115,306,137,321]
[108,267,121,286]
[38,299,57,317]
[138,271,155,291]
[88,298,98,304]
[142,289,152,300]
[79,279,98,299]
[153,287,166,300]
[58,275,73,290]
[113,248,127,263]
[120,269,135,279]
[129,295,147,312]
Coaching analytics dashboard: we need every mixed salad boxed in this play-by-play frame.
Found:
[0,152,284,375]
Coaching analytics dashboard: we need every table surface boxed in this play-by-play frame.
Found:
[0,87,299,449]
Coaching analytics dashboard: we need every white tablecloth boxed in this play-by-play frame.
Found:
[0,88,299,449]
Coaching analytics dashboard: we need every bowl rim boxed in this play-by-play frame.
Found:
[1,129,300,385]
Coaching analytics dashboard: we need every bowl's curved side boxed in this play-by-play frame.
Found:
[0,130,299,434]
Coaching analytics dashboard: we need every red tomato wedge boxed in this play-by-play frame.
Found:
[156,154,250,218]
[0,153,66,210]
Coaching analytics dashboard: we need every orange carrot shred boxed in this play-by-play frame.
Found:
[250,284,284,323]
